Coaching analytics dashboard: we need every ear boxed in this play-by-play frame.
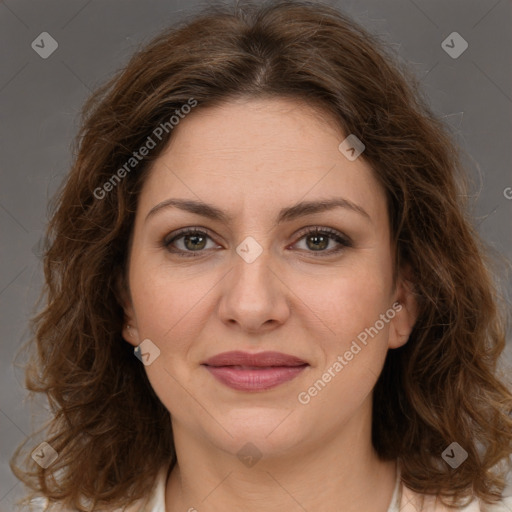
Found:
[115,270,140,347]
[388,264,418,349]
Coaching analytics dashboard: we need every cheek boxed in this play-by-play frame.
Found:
[298,267,394,417]
[305,260,394,342]
[130,254,208,339]
[129,263,206,412]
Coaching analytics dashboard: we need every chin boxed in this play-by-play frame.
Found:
[209,406,308,456]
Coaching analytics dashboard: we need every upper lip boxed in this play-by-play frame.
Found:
[202,351,308,367]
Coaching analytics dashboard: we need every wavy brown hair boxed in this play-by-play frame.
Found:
[11,0,512,510]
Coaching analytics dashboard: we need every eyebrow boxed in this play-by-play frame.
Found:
[145,197,371,225]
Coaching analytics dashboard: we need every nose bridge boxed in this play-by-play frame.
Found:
[231,235,275,303]
[218,234,289,331]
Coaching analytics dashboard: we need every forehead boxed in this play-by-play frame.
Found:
[137,97,386,225]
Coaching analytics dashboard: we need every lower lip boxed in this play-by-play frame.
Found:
[203,365,308,391]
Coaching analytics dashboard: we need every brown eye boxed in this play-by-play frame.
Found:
[164,228,218,257]
[293,227,352,256]
[181,233,207,251]
[305,233,329,251]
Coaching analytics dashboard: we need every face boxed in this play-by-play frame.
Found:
[121,97,417,459]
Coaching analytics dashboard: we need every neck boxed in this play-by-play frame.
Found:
[165,398,397,512]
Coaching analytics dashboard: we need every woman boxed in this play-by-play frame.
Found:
[11,1,512,511]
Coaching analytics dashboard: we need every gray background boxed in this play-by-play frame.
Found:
[1,0,511,510]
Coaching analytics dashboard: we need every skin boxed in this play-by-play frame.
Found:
[120,97,418,512]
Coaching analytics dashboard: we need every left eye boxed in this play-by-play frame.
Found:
[292,227,352,256]
[163,227,351,257]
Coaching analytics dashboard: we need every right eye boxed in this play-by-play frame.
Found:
[163,228,221,257]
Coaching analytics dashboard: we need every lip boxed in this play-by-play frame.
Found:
[202,351,309,391]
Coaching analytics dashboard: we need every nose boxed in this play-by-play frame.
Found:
[217,241,291,335]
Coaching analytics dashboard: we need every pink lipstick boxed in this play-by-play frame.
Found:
[202,351,308,391]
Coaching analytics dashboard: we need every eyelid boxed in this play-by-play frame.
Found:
[162,226,221,258]
[289,226,353,258]
[293,226,353,246]
[162,225,353,256]
[163,226,218,246]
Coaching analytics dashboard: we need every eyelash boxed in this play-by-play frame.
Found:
[162,226,353,258]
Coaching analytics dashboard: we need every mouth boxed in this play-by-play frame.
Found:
[201,351,309,391]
